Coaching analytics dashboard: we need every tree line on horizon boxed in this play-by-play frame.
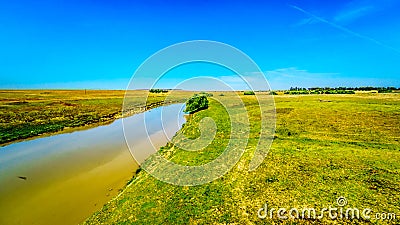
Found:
[284,86,399,94]
[289,86,398,91]
[149,89,169,93]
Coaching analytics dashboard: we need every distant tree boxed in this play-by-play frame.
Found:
[149,89,168,93]
[243,91,255,95]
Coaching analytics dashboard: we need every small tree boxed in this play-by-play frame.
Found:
[184,94,209,114]
[244,91,255,95]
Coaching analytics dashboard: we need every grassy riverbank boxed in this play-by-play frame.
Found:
[85,93,400,224]
[0,90,191,145]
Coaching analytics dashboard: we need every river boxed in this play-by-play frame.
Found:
[0,103,185,225]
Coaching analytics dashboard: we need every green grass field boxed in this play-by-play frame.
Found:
[84,93,400,224]
[1,91,399,224]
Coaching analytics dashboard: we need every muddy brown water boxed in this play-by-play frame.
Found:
[0,104,185,225]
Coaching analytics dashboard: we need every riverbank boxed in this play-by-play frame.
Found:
[0,90,191,146]
[85,93,400,224]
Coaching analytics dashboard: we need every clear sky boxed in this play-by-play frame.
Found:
[1,0,399,90]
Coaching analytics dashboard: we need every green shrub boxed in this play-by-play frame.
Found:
[243,91,255,95]
[184,94,209,114]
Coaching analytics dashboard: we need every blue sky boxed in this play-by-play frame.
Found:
[1,0,399,90]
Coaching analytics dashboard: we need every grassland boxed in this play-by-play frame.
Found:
[85,93,400,224]
[0,90,191,145]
